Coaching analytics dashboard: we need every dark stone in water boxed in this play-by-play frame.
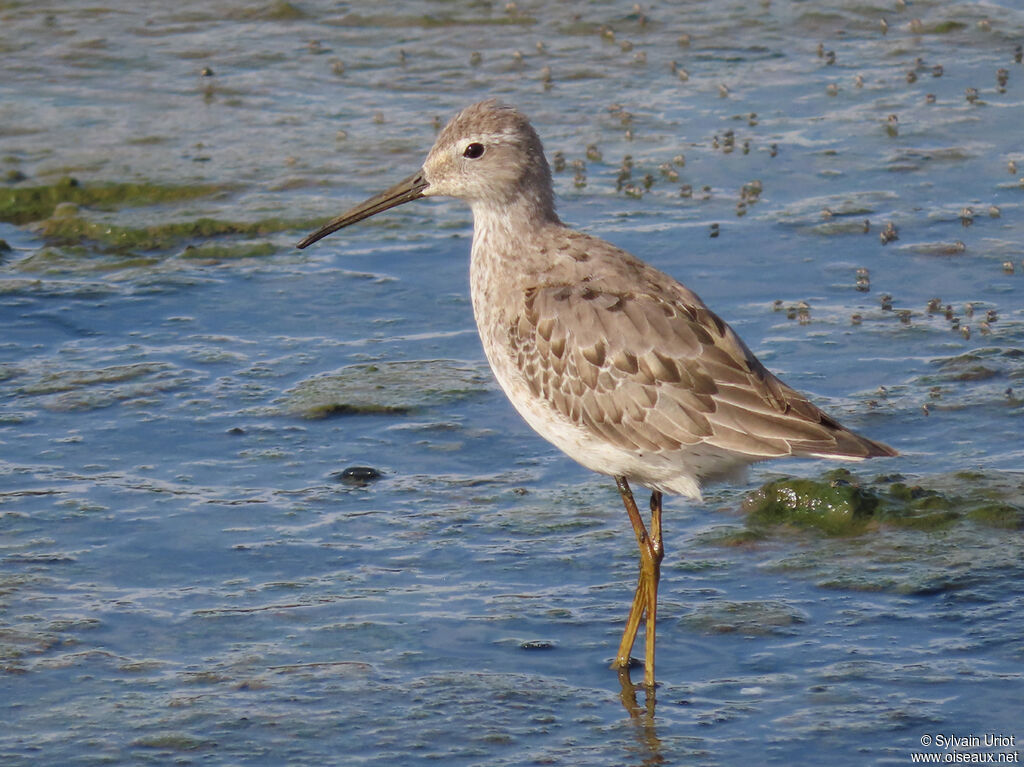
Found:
[334,466,383,486]
[519,640,556,651]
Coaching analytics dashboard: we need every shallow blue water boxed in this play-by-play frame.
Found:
[2,1,1023,765]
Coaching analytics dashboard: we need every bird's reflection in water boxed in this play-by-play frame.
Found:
[617,666,666,765]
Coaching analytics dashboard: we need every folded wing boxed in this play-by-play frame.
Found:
[507,283,896,466]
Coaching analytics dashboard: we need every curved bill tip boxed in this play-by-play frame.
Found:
[296,170,429,250]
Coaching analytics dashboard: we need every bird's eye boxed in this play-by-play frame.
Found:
[463,142,485,159]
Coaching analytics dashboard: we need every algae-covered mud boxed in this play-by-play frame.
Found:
[278,360,492,417]
[0,177,313,270]
[739,467,1024,536]
[2,1,1023,765]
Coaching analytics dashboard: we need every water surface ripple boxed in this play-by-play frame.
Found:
[1,1,1022,765]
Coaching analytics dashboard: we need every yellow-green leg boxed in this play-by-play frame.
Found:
[612,477,664,688]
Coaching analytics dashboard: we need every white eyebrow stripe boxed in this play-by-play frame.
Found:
[459,130,520,148]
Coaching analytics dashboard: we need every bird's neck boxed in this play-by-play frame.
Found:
[468,194,562,340]
[469,193,561,262]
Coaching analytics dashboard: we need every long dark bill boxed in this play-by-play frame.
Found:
[296,170,429,249]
